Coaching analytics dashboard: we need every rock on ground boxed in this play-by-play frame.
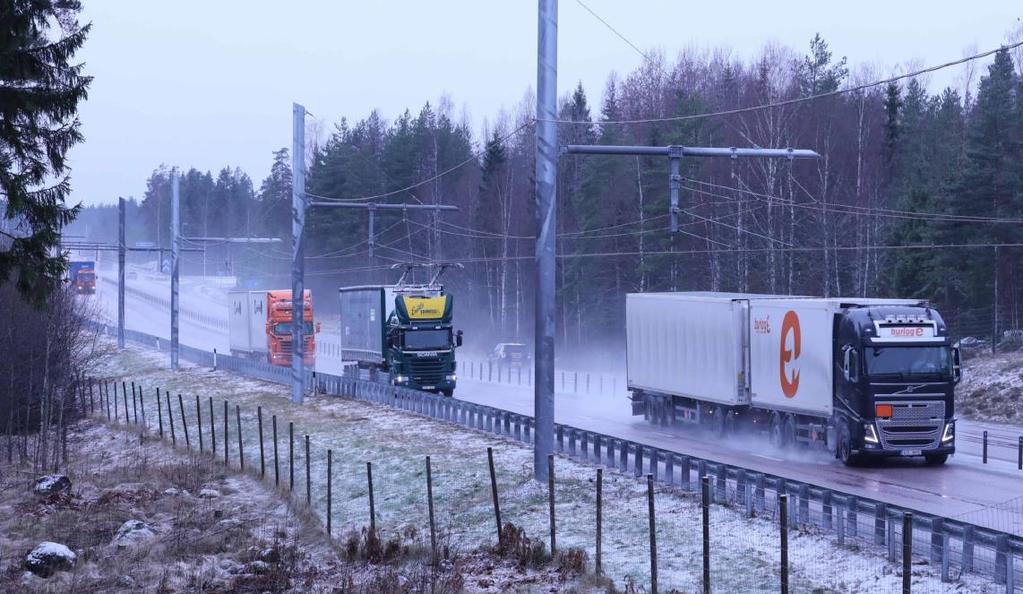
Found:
[113,520,156,548]
[24,542,76,577]
[32,475,71,496]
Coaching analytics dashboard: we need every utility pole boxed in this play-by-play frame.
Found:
[171,170,180,370]
[291,103,307,404]
[534,0,558,482]
[118,197,125,350]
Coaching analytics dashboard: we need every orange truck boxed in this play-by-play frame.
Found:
[228,290,318,366]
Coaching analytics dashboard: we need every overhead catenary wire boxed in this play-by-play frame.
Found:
[683,177,1023,224]
[542,39,1023,126]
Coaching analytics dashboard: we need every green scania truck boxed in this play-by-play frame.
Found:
[339,277,463,396]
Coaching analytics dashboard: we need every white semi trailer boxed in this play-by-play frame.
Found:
[626,292,961,465]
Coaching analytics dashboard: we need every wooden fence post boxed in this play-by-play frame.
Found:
[367,461,376,533]
[289,422,294,491]
[195,394,204,453]
[156,387,163,437]
[596,467,603,576]
[548,454,556,557]
[648,473,658,594]
[236,405,244,470]
[208,396,216,456]
[257,407,265,477]
[166,391,176,446]
[305,434,311,506]
[273,415,280,487]
[426,455,437,562]
[223,400,229,467]
[702,475,711,594]
[780,494,789,594]
[131,382,138,425]
[487,447,503,545]
[327,449,333,538]
[178,394,190,450]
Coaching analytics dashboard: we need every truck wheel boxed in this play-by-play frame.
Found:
[924,453,948,466]
[837,425,859,467]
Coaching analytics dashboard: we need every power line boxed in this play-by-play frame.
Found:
[543,40,1023,126]
[574,0,654,64]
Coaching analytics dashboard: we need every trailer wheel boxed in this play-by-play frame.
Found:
[710,406,726,436]
[783,416,797,448]
[769,413,785,448]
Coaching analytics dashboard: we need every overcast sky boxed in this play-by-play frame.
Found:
[70,1,1021,207]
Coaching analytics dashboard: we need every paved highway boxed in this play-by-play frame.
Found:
[86,261,1023,534]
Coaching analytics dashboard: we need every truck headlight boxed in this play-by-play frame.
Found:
[394,375,408,384]
[864,423,880,445]
[941,422,955,443]
[445,374,457,381]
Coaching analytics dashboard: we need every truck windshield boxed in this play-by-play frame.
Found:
[404,329,451,350]
[865,347,951,380]
[272,322,313,336]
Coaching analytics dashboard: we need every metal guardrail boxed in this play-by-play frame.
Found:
[89,321,1022,592]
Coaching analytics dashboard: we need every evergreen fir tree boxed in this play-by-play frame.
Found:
[0,0,91,304]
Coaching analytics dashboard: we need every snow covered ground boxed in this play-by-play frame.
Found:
[86,340,1001,593]
[958,349,1023,423]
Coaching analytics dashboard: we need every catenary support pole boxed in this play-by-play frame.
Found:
[533,0,558,483]
[118,197,125,349]
[170,170,180,370]
[291,102,306,404]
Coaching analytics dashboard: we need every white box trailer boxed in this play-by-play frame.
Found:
[625,292,751,407]
[339,286,396,364]
[627,293,923,418]
[228,290,268,355]
[747,299,834,416]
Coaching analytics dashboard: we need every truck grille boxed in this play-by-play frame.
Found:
[876,401,944,450]
[409,358,445,385]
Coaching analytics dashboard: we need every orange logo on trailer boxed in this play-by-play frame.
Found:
[779,310,801,398]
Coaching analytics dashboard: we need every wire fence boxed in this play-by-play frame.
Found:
[71,371,1022,593]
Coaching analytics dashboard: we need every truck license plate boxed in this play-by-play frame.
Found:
[901,449,922,457]
[422,385,435,390]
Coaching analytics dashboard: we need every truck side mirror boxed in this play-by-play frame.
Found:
[952,346,962,384]
[843,347,859,383]
[456,330,463,348]
[316,322,322,334]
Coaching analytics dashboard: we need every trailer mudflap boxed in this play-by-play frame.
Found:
[628,391,646,416]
